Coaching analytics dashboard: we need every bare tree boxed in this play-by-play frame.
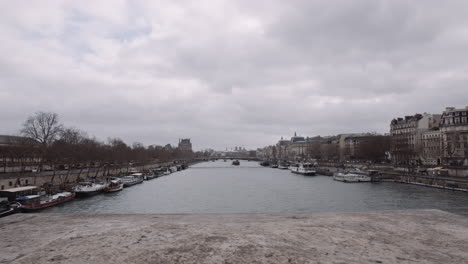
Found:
[20,111,63,146]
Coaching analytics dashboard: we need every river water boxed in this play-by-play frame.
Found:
[43,160,468,215]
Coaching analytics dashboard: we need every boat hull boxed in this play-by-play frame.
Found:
[0,204,21,218]
[0,208,17,217]
[75,190,104,197]
[123,179,144,187]
[21,193,76,212]
[104,186,123,193]
[291,170,316,176]
[333,173,372,183]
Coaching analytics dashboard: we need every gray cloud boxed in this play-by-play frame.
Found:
[1,0,468,150]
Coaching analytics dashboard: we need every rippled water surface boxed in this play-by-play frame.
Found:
[43,160,468,215]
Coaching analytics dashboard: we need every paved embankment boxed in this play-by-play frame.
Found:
[1,210,467,263]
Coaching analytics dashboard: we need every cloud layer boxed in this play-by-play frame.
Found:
[1,0,468,149]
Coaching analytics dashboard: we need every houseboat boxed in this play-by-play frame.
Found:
[103,180,124,193]
[120,173,144,187]
[73,181,108,196]
[290,163,316,176]
[278,161,290,170]
[18,192,75,211]
[333,169,379,183]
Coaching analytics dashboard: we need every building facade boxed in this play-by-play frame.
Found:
[439,106,468,166]
[390,113,441,165]
[178,139,192,152]
[421,130,442,166]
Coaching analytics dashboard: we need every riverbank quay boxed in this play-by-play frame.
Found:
[1,210,467,264]
[379,172,468,192]
[316,161,468,191]
[0,159,199,190]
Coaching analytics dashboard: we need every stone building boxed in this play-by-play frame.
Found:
[275,137,290,160]
[337,133,369,161]
[339,134,391,162]
[178,139,192,152]
[390,113,441,165]
[287,132,307,159]
[439,106,468,166]
[421,130,442,166]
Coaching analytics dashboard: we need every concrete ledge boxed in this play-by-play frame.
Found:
[1,210,467,263]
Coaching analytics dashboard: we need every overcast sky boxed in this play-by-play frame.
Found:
[1,1,468,150]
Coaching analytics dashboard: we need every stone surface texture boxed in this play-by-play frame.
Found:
[1,210,467,263]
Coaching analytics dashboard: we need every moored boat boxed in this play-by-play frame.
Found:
[18,192,75,211]
[73,181,108,196]
[278,161,290,170]
[333,169,378,183]
[104,180,124,192]
[290,163,316,176]
[144,172,158,180]
[120,173,144,187]
[232,160,240,166]
[0,199,21,218]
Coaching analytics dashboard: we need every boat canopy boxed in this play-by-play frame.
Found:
[0,186,39,201]
[0,186,37,193]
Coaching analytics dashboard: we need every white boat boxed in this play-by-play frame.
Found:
[104,180,124,192]
[278,162,289,170]
[120,173,144,187]
[290,163,316,176]
[73,182,108,196]
[333,169,379,183]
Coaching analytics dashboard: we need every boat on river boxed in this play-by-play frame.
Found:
[73,181,108,196]
[104,180,124,192]
[144,171,158,180]
[232,160,240,166]
[0,198,21,217]
[290,163,316,176]
[18,192,75,211]
[333,169,379,183]
[121,173,144,187]
[278,161,290,170]
[269,161,278,168]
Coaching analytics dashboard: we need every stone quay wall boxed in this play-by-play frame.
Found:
[0,161,180,190]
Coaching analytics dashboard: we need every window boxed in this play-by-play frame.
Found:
[455,117,460,124]
[9,181,12,186]
[1,185,3,190]
[462,117,467,123]
[25,179,29,185]
[455,112,460,116]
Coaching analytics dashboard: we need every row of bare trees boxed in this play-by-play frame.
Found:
[1,111,199,174]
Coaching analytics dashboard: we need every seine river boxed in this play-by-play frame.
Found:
[44,160,468,215]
